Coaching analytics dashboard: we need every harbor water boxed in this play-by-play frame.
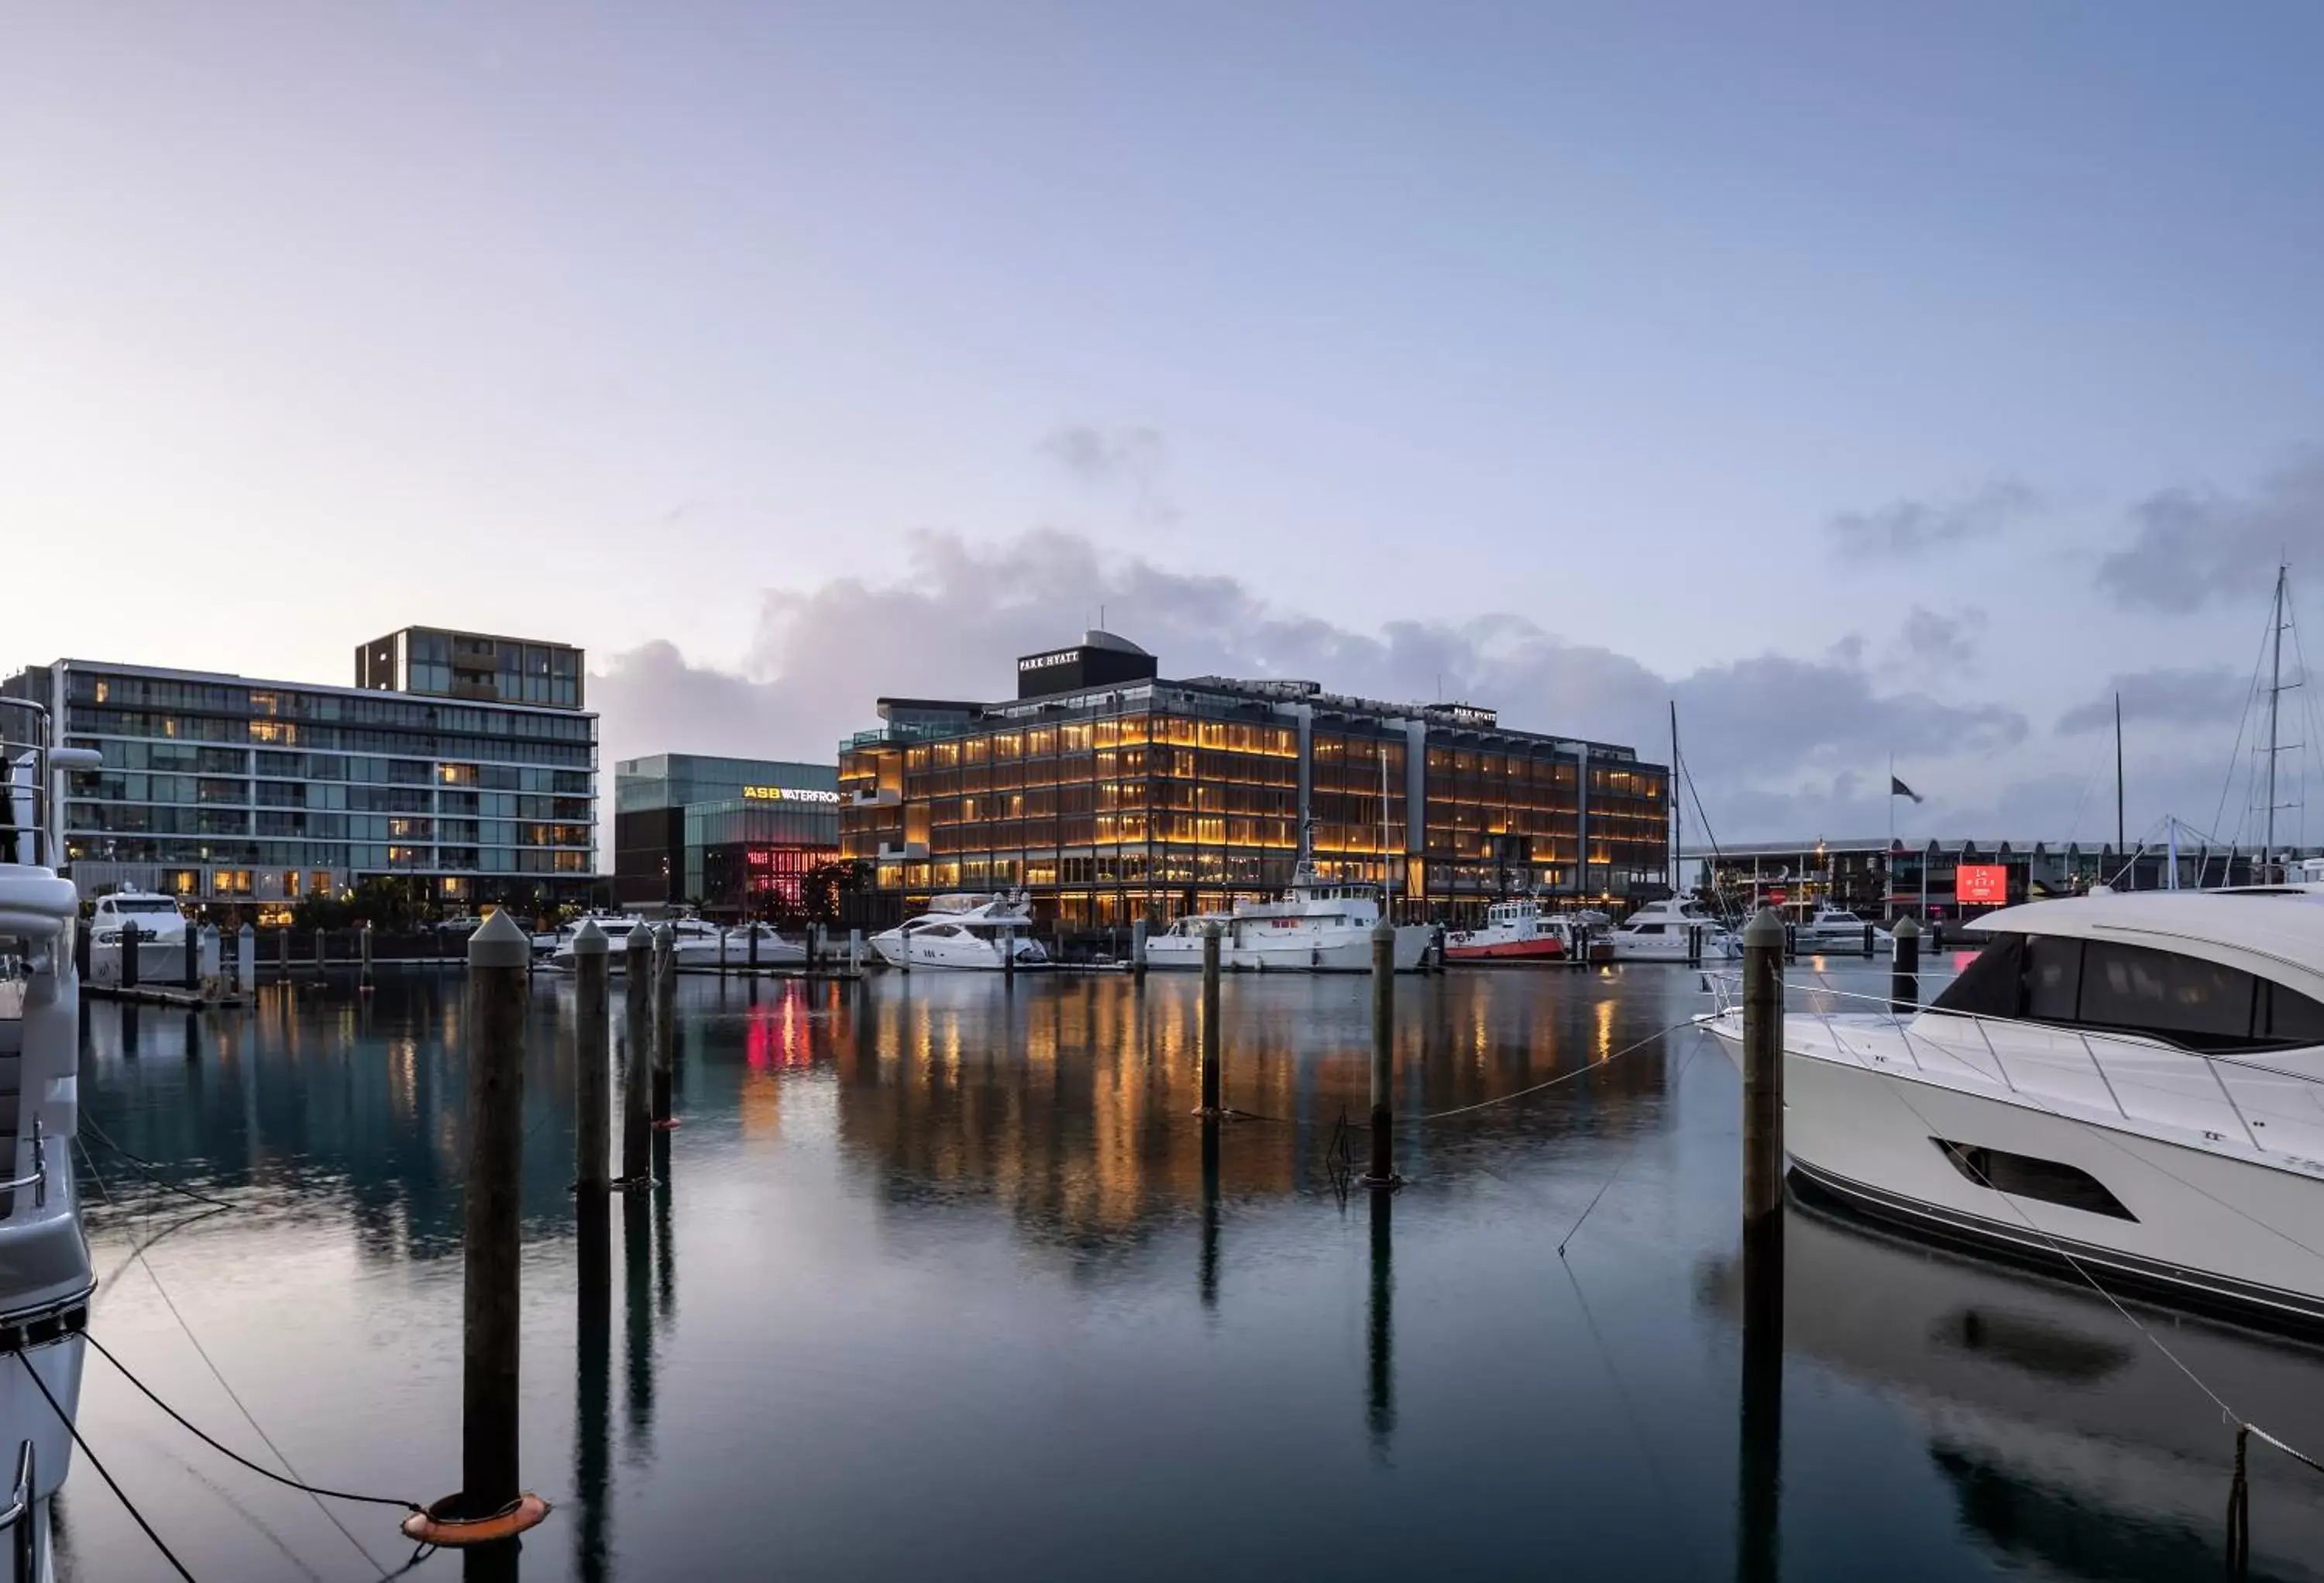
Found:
[60,961,2324,1581]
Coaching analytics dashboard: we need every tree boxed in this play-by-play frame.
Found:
[293,876,422,932]
[800,859,870,925]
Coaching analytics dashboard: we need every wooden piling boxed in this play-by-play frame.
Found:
[462,911,531,1516]
[1198,923,1222,1114]
[1862,921,1875,959]
[236,923,256,994]
[1131,918,1148,984]
[747,921,759,974]
[1889,916,1921,1018]
[651,924,676,1126]
[572,920,611,1195]
[359,922,373,989]
[121,921,140,990]
[621,925,653,1182]
[1741,908,1786,1226]
[182,922,200,991]
[277,927,289,977]
[1367,919,1397,1186]
[315,927,328,976]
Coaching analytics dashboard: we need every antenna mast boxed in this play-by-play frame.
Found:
[1669,702,1680,897]
[2115,692,2124,856]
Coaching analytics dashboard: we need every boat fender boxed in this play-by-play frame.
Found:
[401,1492,552,1547]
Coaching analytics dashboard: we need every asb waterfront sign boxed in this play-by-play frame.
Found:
[741,785,841,804]
[1956,864,2008,905]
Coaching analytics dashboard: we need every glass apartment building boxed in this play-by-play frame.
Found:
[839,631,1668,927]
[2,629,597,919]
[614,754,840,915]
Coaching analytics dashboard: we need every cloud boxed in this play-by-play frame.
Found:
[590,528,2039,842]
[1827,479,2040,560]
[2095,453,2324,613]
[2056,666,2248,735]
[1037,424,1177,523]
[1894,605,1987,670]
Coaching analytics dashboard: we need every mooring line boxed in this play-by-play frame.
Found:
[80,1115,239,1212]
[1556,1028,1711,1256]
[19,1351,201,1581]
[1409,1018,1696,1123]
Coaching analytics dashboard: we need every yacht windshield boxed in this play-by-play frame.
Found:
[113,900,180,915]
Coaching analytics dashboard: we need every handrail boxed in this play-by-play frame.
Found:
[0,1435,35,1579]
[2075,1032,2131,1121]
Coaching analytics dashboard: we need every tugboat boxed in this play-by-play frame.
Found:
[0,698,102,1575]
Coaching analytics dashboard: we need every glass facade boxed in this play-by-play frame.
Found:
[357,627,585,711]
[2,654,599,915]
[840,671,1669,928]
[613,755,840,912]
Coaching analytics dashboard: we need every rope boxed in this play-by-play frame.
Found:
[19,1351,201,1581]
[1411,1019,1695,1122]
[82,1333,421,1514]
[1557,1028,1709,1255]
[80,1116,237,1212]
[2227,1423,2250,1579]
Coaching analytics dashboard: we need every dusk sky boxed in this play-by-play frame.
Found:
[9,3,2324,844]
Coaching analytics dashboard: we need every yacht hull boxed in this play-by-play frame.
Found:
[1444,937,1565,963]
[1144,924,1432,973]
[1707,1020,2324,1330]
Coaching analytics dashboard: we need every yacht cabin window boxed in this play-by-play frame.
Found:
[1932,934,2324,1052]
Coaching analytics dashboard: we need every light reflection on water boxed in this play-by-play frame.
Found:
[50,964,2324,1581]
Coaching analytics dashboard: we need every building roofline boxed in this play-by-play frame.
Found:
[29,658,598,721]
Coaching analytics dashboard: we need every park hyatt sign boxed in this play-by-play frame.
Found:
[741,785,841,804]
[1012,638,1160,700]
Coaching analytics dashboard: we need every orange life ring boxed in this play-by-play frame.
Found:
[401,1492,552,1547]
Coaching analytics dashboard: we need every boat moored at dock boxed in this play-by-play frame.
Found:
[547,913,806,971]
[84,888,194,986]
[1703,891,2324,1331]
[1142,867,1432,973]
[1444,898,1607,963]
[871,895,1051,970]
[1605,897,1736,962]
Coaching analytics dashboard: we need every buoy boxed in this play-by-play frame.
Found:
[401,1492,551,1547]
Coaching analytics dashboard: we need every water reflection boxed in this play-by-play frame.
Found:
[64,966,2322,1581]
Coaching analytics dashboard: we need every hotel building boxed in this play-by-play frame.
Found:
[2,626,598,918]
[614,754,841,915]
[838,631,1669,927]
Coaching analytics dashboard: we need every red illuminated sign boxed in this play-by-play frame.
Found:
[1957,864,2008,906]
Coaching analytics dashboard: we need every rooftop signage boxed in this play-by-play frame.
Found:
[1019,650,1078,672]
[742,785,840,804]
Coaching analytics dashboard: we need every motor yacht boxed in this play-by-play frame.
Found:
[1794,905,1894,953]
[1604,897,1737,962]
[547,913,806,971]
[84,887,194,986]
[0,699,101,1574]
[1444,898,1606,964]
[1703,891,2324,1330]
[1142,867,1432,973]
[871,895,1051,971]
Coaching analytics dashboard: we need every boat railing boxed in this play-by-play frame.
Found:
[1702,970,2291,1157]
[0,698,101,874]
[0,1437,35,1579]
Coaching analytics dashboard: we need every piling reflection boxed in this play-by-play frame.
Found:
[1198,1118,1220,1310]
[1735,1210,1783,1583]
[572,1195,612,1583]
[1367,1187,1395,1454]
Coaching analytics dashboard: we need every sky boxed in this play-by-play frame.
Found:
[7,2,2324,846]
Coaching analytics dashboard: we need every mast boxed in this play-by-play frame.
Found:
[2266,564,2287,874]
[2114,692,2124,857]
[1669,702,1680,897]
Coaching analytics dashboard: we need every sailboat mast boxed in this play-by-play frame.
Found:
[1669,702,1680,896]
[2114,692,2124,856]
[2267,564,2287,870]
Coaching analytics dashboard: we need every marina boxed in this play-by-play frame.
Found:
[45,949,2324,1581]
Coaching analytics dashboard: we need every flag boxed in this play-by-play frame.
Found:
[1890,775,1924,805]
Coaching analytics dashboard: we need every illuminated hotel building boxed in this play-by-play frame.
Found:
[838,631,1669,927]
[614,754,841,915]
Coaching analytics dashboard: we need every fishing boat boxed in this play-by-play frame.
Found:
[1443,898,1606,963]
[871,895,1051,971]
[1142,865,1432,973]
[0,699,101,1575]
[1703,891,2324,1330]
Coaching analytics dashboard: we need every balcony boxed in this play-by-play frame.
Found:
[851,787,902,808]
[877,842,929,861]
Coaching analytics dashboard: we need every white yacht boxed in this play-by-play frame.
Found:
[84,888,194,986]
[871,895,1051,971]
[1444,898,1603,964]
[1795,905,1894,953]
[1703,892,2324,1329]
[0,701,101,1575]
[1143,867,1432,973]
[547,914,806,971]
[1605,898,1737,962]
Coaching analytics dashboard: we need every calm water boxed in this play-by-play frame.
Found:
[55,960,2324,1581]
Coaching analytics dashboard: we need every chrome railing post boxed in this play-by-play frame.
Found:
[2075,1033,2129,1119]
[0,1436,34,1581]
[2205,1054,2265,1152]
[28,1120,43,1212]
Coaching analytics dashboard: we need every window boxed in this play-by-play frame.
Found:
[1932,1138,2135,1221]
[1932,933,2324,1052]
[2077,942,2254,1049]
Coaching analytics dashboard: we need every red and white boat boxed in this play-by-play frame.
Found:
[1446,898,1603,964]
